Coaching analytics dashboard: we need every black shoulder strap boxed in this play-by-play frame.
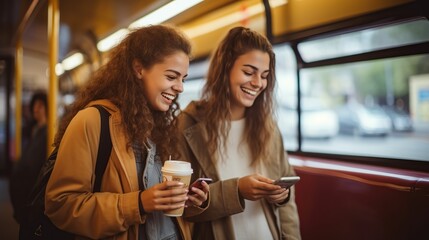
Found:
[26,105,112,208]
[92,105,112,192]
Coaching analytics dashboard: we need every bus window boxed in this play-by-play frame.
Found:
[292,19,429,162]
[0,58,12,173]
[0,61,5,171]
[178,78,205,109]
[177,60,208,109]
[298,19,429,62]
[274,44,298,151]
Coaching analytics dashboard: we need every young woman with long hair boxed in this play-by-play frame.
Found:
[177,26,300,240]
[45,25,209,240]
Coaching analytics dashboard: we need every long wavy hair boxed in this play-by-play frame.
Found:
[54,25,191,161]
[201,26,276,165]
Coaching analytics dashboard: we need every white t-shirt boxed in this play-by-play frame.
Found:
[216,119,273,240]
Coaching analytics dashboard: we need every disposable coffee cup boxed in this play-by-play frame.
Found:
[161,160,193,216]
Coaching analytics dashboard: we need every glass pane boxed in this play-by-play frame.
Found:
[178,60,209,109]
[0,60,6,170]
[300,54,429,162]
[178,78,205,109]
[274,44,298,151]
[298,19,429,62]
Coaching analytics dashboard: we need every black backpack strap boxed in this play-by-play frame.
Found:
[92,105,112,192]
[19,105,113,240]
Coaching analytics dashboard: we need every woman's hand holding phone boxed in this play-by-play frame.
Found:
[265,176,300,204]
[273,176,300,189]
[186,178,212,208]
[189,178,213,192]
[238,174,283,201]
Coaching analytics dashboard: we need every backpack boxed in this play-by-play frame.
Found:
[19,105,112,240]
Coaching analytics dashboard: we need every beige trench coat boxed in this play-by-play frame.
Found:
[177,101,301,240]
[45,100,201,240]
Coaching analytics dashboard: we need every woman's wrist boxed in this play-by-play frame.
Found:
[138,190,146,215]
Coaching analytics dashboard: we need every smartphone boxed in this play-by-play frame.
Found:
[273,176,300,188]
[189,177,213,191]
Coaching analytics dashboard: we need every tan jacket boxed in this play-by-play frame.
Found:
[45,100,199,240]
[177,101,301,240]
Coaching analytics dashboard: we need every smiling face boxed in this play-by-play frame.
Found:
[229,50,270,120]
[137,51,189,112]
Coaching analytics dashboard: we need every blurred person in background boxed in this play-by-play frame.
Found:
[9,91,48,224]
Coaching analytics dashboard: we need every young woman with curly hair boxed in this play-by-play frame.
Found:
[45,25,209,240]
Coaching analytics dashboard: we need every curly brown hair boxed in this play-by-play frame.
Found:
[54,25,191,161]
[201,26,276,165]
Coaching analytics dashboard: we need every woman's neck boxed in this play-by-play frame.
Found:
[230,105,245,120]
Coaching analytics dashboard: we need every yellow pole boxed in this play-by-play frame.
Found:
[47,0,59,154]
[14,35,23,161]
[12,0,41,161]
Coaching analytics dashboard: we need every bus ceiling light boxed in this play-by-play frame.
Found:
[66,0,283,68]
[128,0,203,29]
[55,63,64,76]
[98,0,202,53]
[97,28,130,52]
[184,0,287,38]
[62,52,84,71]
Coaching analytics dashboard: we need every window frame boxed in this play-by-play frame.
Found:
[271,5,429,172]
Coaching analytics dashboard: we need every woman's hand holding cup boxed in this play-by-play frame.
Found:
[139,181,189,213]
[161,160,193,216]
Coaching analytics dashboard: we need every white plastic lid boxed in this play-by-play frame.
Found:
[161,160,193,175]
